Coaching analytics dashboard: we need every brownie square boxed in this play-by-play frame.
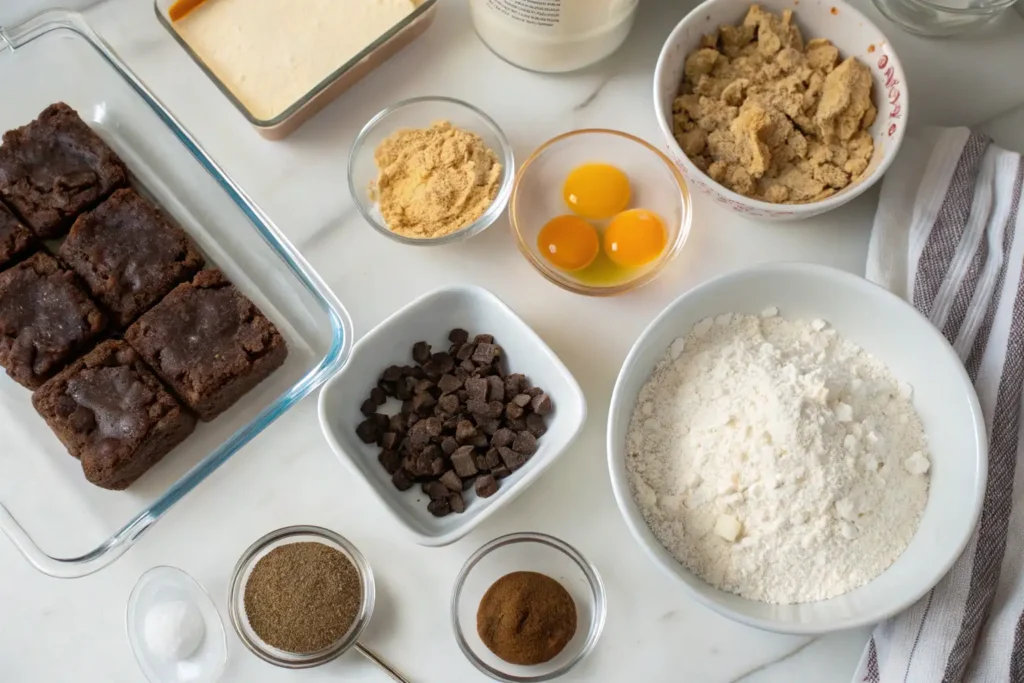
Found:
[0,201,35,269]
[60,188,205,327]
[0,252,107,389]
[125,269,288,421]
[32,340,196,490]
[0,102,127,239]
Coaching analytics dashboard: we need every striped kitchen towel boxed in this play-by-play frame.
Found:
[858,128,1024,682]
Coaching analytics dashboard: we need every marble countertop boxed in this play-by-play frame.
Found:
[3,0,1024,681]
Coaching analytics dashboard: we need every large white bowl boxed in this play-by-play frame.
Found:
[319,285,586,547]
[653,0,907,221]
[607,263,986,633]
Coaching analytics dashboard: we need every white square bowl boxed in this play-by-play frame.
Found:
[318,285,586,546]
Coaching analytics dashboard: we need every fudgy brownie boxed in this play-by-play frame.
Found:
[32,340,196,490]
[0,102,127,239]
[0,252,107,389]
[0,202,34,269]
[125,269,288,421]
[60,188,205,327]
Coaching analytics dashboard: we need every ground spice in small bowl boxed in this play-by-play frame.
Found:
[476,570,577,665]
[243,542,363,654]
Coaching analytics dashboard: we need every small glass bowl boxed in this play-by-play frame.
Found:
[348,96,515,245]
[510,129,692,296]
[228,525,375,668]
[871,0,1016,36]
[451,532,607,682]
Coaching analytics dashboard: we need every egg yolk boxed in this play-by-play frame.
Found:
[563,163,631,220]
[604,209,667,268]
[537,215,600,272]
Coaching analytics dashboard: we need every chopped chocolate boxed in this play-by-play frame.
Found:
[486,375,505,402]
[382,365,403,382]
[530,393,553,415]
[466,398,489,416]
[388,414,405,434]
[380,432,399,450]
[438,393,460,414]
[475,416,501,436]
[460,358,476,373]
[360,398,378,417]
[505,374,526,397]
[438,373,462,395]
[440,470,462,492]
[526,386,544,398]
[475,474,499,498]
[474,334,494,344]
[392,468,413,491]
[483,448,502,470]
[423,416,443,438]
[491,428,515,449]
[451,446,478,478]
[370,386,387,405]
[455,343,476,361]
[455,419,477,443]
[511,393,532,408]
[492,466,512,480]
[378,449,402,474]
[430,352,455,374]
[449,328,469,345]
[441,436,459,456]
[423,480,448,500]
[356,419,379,444]
[526,413,548,437]
[512,431,537,455]
[471,432,490,448]
[427,498,451,517]
[471,343,499,365]
[412,341,431,364]
[449,491,466,514]
[371,413,390,431]
[465,376,488,402]
[413,379,435,395]
[411,391,436,414]
[498,446,527,472]
[506,402,525,420]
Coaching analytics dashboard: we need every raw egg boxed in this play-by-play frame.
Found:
[537,215,600,272]
[603,209,667,268]
[563,163,631,220]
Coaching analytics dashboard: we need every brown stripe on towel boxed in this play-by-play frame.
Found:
[913,133,991,319]
[942,247,1024,683]
[941,227,989,346]
[966,163,1024,382]
[1010,609,1024,682]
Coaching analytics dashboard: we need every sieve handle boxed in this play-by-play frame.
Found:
[355,643,412,683]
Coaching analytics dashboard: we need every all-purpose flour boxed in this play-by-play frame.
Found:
[626,310,930,604]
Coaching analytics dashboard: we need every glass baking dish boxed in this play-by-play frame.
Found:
[154,0,439,140]
[0,10,352,577]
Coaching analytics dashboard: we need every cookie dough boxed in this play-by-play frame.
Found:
[672,5,876,204]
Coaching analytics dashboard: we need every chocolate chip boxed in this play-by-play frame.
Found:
[475,474,499,498]
[360,398,378,417]
[449,491,466,513]
[474,334,494,344]
[421,360,442,379]
[466,398,489,416]
[378,380,396,397]
[412,341,432,365]
[475,416,501,436]
[55,394,77,417]
[460,358,476,373]
[456,420,477,443]
[380,432,399,450]
[438,393,460,414]
[492,465,512,480]
[406,412,421,429]
[530,393,552,415]
[486,375,505,402]
[506,402,524,420]
[388,414,405,434]
[474,453,491,471]
[382,365,404,382]
[356,419,380,444]
[392,468,413,491]
[414,379,436,395]
[430,352,455,374]
[423,417,443,438]
[441,436,459,456]
[408,365,426,380]
[412,391,436,414]
[449,328,470,345]
[526,386,544,398]
[395,378,413,400]
[408,420,430,447]
[451,446,478,478]
[486,401,504,419]
[491,427,515,449]
[504,374,526,397]
[471,343,499,366]
[371,386,387,405]
[512,431,537,455]
[465,376,488,402]
[438,374,463,395]
[456,343,477,362]
[423,480,449,501]
[526,413,548,437]
[471,432,490,448]
[440,470,462,492]
[511,393,532,408]
[498,446,527,471]
[483,448,502,470]
[427,498,451,517]
[377,449,402,474]
[507,418,527,432]
[443,415,460,431]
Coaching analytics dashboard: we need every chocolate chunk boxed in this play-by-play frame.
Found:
[406,412,421,429]
[438,393,460,414]
[412,391,436,415]
[356,419,379,444]
[526,386,544,398]
[449,491,466,513]
[438,374,463,395]
[440,470,462,492]
[492,465,512,480]
[388,414,405,434]
[360,398,378,417]
[504,374,526,397]
[462,476,475,491]
[378,380,396,397]
[427,498,451,517]
[391,468,413,491]
[474,334,494,344]
[507,418,527,432]
[460,358,476,373]
[454,366,471,382]
[414,379,436,395]
[455,343,476,361]
[474,453,491,472]
[465,376,488,402]
[486,401,504,419]
[408,365,426,380]
[475,474,499,498]
[449,328,469,345]
[456,419,477,443]
[412,341,432,365]
[475,416,501,436]
[441,436,459,456]
[506,402,524,420]
[421,359,442,379]
[423,480,448,500]
[511,393,532,408]
[443,415,460,431]
[512,431,537,455]
[491,428,515,449]
[408,420,430,447]
[471,343,498,365]
[526,413,548,437]
[372,413,390,431]
[498,446,527,471]
[380,432,399,450]
[451,446,478,478]
[486,375,505,402]
[395,377,413,400]
[378,449,402,474]
[530,393,552,415]
[382,365,404,382]
[466,398,489,416]
[371,386,387,406]
[483,448,502,470]
[471,432,490,448]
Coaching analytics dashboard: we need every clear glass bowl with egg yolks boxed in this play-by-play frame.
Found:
[510,129,691,296]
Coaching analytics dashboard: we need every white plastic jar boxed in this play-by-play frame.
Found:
[470,0,639,73]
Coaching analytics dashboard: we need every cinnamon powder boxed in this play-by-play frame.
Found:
[476,571,577,666]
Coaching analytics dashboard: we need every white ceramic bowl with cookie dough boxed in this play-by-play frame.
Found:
[607,263,986,634]
[653,0,907,221]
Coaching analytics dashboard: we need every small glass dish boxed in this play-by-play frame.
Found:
[871,0,1017,36]
[510,129,692,296]
[126,566,228,683]
[451,532,607,682]
[228,526,374,668]
[347,96,515,246]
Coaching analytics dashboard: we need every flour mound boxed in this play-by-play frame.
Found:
[625,311,930,604]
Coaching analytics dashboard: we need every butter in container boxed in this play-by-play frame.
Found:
[155,0,438,140]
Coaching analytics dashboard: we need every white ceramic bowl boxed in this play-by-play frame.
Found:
[318,285,586,546]
[607,263,986,634]
[653,0,907,221]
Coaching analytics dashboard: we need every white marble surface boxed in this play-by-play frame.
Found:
[3,0,1024,681]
